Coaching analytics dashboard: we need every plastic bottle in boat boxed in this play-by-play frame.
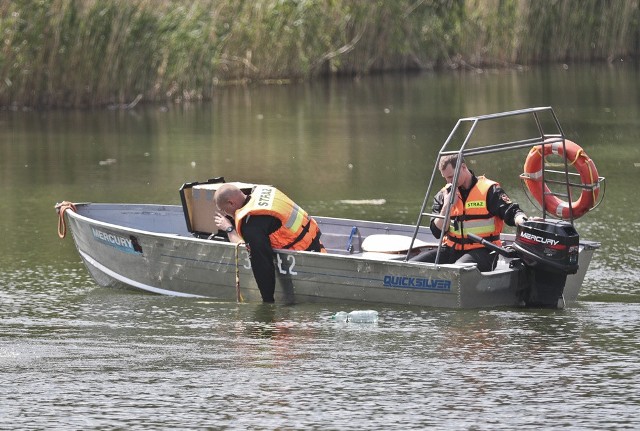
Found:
[347,310,379,323]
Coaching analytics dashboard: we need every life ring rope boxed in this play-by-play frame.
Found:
[568,147,582,165]
[234,241,245,303]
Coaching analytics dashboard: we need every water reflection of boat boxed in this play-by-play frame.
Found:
[56,107,603,309]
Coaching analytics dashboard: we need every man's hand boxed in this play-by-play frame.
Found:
[214,212,233,231]
[214,212,241,243]
[441,184,456,210]
[434,184,455,230]
[514,213,528,226]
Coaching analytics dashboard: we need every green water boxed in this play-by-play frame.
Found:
[1,63,639,429]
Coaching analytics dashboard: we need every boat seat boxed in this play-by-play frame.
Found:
[359,251,408,261]
[361,234,438,254]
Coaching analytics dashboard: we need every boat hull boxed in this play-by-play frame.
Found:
[63,204,598,309]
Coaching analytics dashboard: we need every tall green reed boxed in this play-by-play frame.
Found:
[0,0,638,108]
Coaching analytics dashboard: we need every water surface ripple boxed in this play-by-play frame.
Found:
[1,266,639,429]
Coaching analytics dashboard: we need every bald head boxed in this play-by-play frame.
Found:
[215,184,247,216]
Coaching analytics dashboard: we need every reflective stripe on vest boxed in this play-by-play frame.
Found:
[285,203,305,232]
[448,217,498,237]
[235,185,320,251]
[444,176,504,250]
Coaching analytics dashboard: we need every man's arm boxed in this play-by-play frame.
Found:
[429,188,447,238]
[487,185,527,227]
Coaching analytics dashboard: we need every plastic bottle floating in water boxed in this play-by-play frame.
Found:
[348,310,379,323]
[332,310,379,323]
[332,311,349,322]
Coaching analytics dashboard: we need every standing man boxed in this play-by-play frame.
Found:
[411,154,528,271]
[214,183,326,302]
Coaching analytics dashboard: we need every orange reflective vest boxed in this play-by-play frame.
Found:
[235,185,322,251]
[443,176,504,250]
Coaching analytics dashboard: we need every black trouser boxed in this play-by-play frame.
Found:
[410,246,497,272]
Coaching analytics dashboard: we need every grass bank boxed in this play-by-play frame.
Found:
[1,0,638,108]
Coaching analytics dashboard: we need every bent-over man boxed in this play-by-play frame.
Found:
[214,183,325,302]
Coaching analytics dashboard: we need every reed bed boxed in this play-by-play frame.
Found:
[1,0,638,108]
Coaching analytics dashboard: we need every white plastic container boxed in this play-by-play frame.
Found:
[332,310,379,323]
[332,311,349,322]
[347,310,379,323]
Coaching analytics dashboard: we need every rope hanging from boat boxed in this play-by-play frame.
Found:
[234,241,245,303]
[55,201,77,239]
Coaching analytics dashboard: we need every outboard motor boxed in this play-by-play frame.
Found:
[512,219,580,308]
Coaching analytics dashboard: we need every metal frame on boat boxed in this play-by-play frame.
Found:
[57,107,602,309]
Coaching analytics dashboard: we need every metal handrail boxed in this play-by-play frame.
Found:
[404,106,581,263]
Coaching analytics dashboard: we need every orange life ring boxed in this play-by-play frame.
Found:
[523,139,599,219]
